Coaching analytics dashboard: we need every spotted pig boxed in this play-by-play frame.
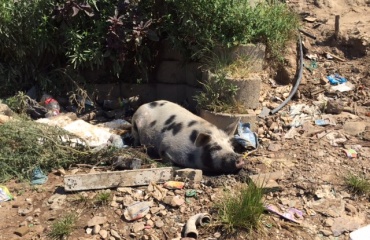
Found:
[131,100,244,173]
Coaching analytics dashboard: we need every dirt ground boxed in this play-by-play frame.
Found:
[1,1,370,240]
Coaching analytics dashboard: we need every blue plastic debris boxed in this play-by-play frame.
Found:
[31,166,48,185]
[315,119,330,126]
[233,122,258,150]
[327,73,347,85]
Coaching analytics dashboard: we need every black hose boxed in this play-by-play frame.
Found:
[270,34,303,115]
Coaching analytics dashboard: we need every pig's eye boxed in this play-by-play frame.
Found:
[209,145,222,152]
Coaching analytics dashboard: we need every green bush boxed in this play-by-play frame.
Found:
[0,0,160,96]
[163,0,299,60]
[0,0,299,96]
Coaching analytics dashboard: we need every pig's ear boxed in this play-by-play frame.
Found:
[195,132,212,147]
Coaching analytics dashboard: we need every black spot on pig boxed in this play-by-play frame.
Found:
[149,102,158,108]
[161,122,183,135]
[149,120,157,127]
[189,130,199,143]
[160,102,166,106]
[165,115,176,125]
[188,120,197,127]
[169,122,183,135]
[201,144,223,170]
[201,146,214,170]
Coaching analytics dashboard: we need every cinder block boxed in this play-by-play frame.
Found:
[156,83,187,104]
[200,109,257,135]
[158,39,183,61]
[175,168,203,182]
[229,74,262,110]
[156,61,186,84]
[120,83,157,105]
[184,62,203,87]
[185,86,201,112]
[91,83,122,100]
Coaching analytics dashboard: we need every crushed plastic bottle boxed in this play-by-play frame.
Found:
[40,94,60,117]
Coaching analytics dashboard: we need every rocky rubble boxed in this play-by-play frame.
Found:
[1,1,370,240]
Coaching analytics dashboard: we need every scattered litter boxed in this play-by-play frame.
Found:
[304,16,317,22]
[290,104,306,115]
[266,204,303,224]
[343,149,357,158]
[184,213,211,239]
[123,201,153,221]
[315,116,336,126]
[326,53,333,60]
[98,119,131,130]
[350,224,370,240]
[326,132,347,146]
[315,119,330,126]
[0,185,13,202]
[315,114,337,126]
[62,119,116,147]
[233,122,259,150]
[107,134,127,148]
[306,53,318,60]
[185,189,197,198]
[163,181,185,190]
[327,74,347,85]
[41,94,60,117]
[288,104,322,127]
[325,51,345,62]
[304,60,318,72]
[331,81,355,92]
[31,166,48,185]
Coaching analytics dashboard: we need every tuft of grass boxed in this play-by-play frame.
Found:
[47,213,77,240]
[94,191,111,206]
[215,183,265,233]
[345,174,370,196]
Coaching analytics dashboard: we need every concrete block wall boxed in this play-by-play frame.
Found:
[91,40,265,112]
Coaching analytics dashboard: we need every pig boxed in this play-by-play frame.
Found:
[131,100,244,173]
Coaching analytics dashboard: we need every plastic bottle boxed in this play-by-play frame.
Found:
[41,94,60,117]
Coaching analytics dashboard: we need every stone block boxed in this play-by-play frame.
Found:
[200,109,257,135]
[158,39,183,61]
[156,61,186,84]
[91,83,122,100]
[185,86,201,112]
[229,73,262,110]
[64,167,174,191]
[156,83,187,104]
[184,62,203,87]
[120,83,157,105]
[175,168,203,182]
